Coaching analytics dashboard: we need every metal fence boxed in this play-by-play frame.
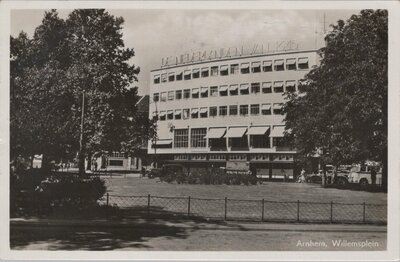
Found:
[100,194,387,224]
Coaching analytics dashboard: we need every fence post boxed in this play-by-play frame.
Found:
[330,201,333,223]
[224,197,227,220]
[188,196,191,216]
[297,200,300,222]
[147,194,151,217]
[106,193,109,219]
[363,202,366,223]
[106,192,109,206]
[261,198,265,221]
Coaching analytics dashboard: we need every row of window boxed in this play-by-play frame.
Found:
[153,81,298,102]
[153,57,310,84]
[173,154,294,161]
[154,103,283,121]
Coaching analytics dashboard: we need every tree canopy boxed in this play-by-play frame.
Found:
[283,9,387,188]
[10,9,155,174]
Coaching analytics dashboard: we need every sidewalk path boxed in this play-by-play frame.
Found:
[11,218,386,251]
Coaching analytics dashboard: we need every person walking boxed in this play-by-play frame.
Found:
[299,168,306,183]
[371,167,377,185]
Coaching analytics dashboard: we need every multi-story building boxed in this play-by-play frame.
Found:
[148,48,319,180]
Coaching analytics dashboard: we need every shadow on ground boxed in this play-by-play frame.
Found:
[10,207,246,250]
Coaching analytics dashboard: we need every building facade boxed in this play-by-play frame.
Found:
[148,49,319,179]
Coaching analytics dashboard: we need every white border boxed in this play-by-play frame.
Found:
[0,1,399,261]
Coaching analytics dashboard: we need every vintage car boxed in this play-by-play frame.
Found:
[148,164,185,178]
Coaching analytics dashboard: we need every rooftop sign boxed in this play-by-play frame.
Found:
[161,40,299,68]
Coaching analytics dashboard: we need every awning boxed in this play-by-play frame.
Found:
[201,67,209,72]
[274,82,284,87]
[169,72,175,76]
[159,111,166,117]
[154,139,172,145]
[298,57,309,64]
[286,80,296,87]
[241,63,250,69]
[154,75,160,79]
[191,108,199,114]
[220,65,229,71]
[200,87,208,93]
[229,85,238,91]
[199,107,208,114]
[175,71,182,75]
[263,60,272,66]
[261,104,272,110]
[167,111,174,116]
[184,70,191,76]
[192,68,200,73]
[192,88,199,94]
[248,126,270,135]
[262,82,272,88]
[274,60,284,66]
[219,85,228,92]
[252,61,261,67]
[270,126,285,137]
[174,109,182,115]
[204,128,226,139]
[225,127,248,138]
[240,84,249,90]
[286,59,296,65]
[273,103,283,109]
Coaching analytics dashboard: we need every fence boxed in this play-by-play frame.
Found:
[100,194,387,224]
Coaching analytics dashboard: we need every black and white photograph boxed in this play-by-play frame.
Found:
[1,0,399,260]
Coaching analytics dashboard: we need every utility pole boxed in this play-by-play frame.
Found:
[78,90,86,176]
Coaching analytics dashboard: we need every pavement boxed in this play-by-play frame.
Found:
[10,217,387,251]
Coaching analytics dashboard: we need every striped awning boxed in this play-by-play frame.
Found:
[240,84,249,90]
[261,104,272,110]
[220,65,229,71]
[262,82,272,88]
[200,87,208,93]
[191,108,199,114]
[184,70,191,76]
[241,63,250,69]
[192,88,199,94]
[274,82,284,87]
[252,61,261,67]
[229,85,238,91]
[286,80,296,87]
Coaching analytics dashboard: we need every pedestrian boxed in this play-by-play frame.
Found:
[298,168,306,183]
[141,166,146,178]
[371,167,377,185]
[94,161,98,172]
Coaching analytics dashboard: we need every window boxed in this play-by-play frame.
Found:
[286,58,296,70]
[251,83,260,94]
[209,106,218,117]
[174,109,182,120]
[161,74,167,83]
[274,60,284,71]
[200,107,208,118]
[229,105,238,116]
[192,88,199,99]
[192,68,200,79]
[183,89,190,99]
[201,67,209,77]
[241,63,250,74]
[168,72,175,82]
[160,92,167,102]
[109,160,123,166]
[229,84,238,96]
[250,104,260,115]
[273,81,284,93]
[184,70,191,80]
[174,129,188,148]
[210,86,218,97]
[153,93,159,102]
[220,65,229,76]
[175,90,182,100]
[159,111,166,121]
[262,82,272,93]
[219,85,228,96]
[251,62,261,73]
[298,57,309,69]
[168,91,174,101]
[211,66,218,76]
[240,83,249,95]
[240,105,249,116]
[176,71,183,81]
[231,64,239,74]
[183,109,190,119]
[286,80,296,92]
[219,106,227,116]
[273,103,283,115]
[250,135,270,148]
[262,60,272,72]
[154,75,160,84]
[191,128,207,148]
[167,110,174,120]
[200,87,208,98]
[261,104,272,115]
[191,108,199,119]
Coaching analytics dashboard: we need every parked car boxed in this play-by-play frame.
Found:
[148,164,185,178]
[348,165,382,187]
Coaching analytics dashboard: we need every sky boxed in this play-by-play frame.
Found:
[10,9,360,95]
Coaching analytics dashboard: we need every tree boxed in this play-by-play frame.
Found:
[283,9,387,190]
[10,9,153,175]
